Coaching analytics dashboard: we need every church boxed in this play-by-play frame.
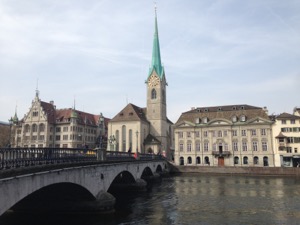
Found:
[107,9,173,159]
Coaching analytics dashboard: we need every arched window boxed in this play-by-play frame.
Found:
[129,129,132,151]
[122,125,126,152]
[188,157,192,164]
[196,156,201,164]
[180,157,184,165]
[263,156,269,166]
[234,156,239,165]
[25,124,30,133]
[205,156,210,165]
[151,89,157,99]
[243,156,248,165]
[39,123,45,132]
[115,130,119,151]
[254,156,259,165]
[32,124,37,132]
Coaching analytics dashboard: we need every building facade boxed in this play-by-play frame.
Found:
[107,9,173,158]
[272,109,300,167]
[174,105,274,167]
[10,91,108,149]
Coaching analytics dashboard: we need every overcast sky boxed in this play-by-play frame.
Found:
[1,0,299,123]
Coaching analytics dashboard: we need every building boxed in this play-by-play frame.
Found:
[174,104,274,167]
[10,91,108,149]
[107,8,173,158]
[272,108,300,167]
[0,121,10,148]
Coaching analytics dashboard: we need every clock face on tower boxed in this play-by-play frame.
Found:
[148,75,160,87]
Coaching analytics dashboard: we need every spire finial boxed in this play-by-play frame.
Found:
[154,2,157,15]
[35,78,40,99]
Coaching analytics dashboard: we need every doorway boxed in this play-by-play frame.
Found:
[218,157,224,166]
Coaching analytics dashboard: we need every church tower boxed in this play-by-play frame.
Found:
[146,6,168,152]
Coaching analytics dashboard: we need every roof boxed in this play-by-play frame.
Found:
[41,101,56,123]
[276,112,300,120]
[176,104,270,125]
[110,103,149,123]
[148,8,164,79]
[275,132,288,138]
[143,134,161,145]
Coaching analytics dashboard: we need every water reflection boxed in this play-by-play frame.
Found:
[1,174,300,225]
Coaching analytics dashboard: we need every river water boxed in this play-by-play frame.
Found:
[1,174,300,225]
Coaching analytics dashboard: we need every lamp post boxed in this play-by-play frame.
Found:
[109,135,115,151]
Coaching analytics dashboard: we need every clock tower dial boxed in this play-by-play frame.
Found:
[148,74,160,87]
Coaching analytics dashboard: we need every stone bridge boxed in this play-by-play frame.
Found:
[0,159,168,216]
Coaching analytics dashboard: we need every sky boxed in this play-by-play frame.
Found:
[0,0,299,124]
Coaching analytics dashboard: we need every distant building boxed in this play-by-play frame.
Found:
[10,91,108,149]
[174,105,274,167]
[107,9,173,159]
[0,121,10,148]
[272,109,300,167]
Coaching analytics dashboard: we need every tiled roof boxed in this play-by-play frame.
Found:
[176,104,270,125]
[276,112,300,120]
[110,103,149,123]
[41,101,56,123]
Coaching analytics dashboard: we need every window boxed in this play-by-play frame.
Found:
[241,130,246,136]
[243,156,248,165]
[261,129,266,136]
[242,142,247,151]
[212,131,216,137]
[195,131,200,138]
[63,135,68,140]
[32,111,38,117]
[213,143,217,151]
[234,156,239,165]
[254,156,259,165]
[55,135,61,141]
[232,130,238,136]
[204,142,209,152]
[281,120,286,124]
[32,124,37,132]
[263,156,269,166]
[218,131,222,137]
[203,117,208,124]
[295,148,298,153]
[232,116,237,122]
[179,143,184,152]
[224,143,228,151]
[151,89,157,99]
[291,119,295,124]
[196,157,201,164]
[251,129,256,136]
[56,127,61,132]
[122,125,126,152]
[196,142,200,152]
[203,131,208,137]
[188,157,192,164]
[252,142,258,151]
[287,147,292,153]
[187,142,192,152]
[224,131,228,137]
[39,135,44,141]
[32,135,37,141]
[262,142,268,151]
[240,115,246,122]
[63,127,68,132]
[187,132,191,138]
[233,142,238,151]
[178,132,183,138]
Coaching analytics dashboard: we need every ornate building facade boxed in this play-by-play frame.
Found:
[10,91,108,149]
[272,108,300,167]
[107,9,173,158]
[174,105,274,167]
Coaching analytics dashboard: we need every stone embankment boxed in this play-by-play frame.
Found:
[168,164,300,176]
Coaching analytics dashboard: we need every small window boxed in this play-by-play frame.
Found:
[240,115,246,122]
[232,116,237,122]
[151,89,157,99]
[243,156,248,164]
[203,117,208,124]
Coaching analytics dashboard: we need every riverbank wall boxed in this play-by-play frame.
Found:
[169,164,300,176]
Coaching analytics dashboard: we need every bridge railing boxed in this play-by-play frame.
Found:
[0,148,164,170]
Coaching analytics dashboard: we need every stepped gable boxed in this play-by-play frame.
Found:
[110,103,149,123]
[176,104,270,124]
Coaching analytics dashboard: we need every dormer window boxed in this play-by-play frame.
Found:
[240,115,246,122]
[203,117,208,124]
[232,116,237,122]
[232,106,237,110]
[218,107,222,111]
[195,118,201,124]
[241,106,245,110]
[204,108,209,112]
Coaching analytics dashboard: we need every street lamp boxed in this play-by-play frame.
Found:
[109,135,115,151]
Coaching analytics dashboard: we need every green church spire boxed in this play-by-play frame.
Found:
[149,5,164,78]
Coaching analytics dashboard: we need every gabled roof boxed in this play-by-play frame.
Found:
[275,132,288,138]
[41,101,56,123]
[276,112,300,120]
[144,134,161,145]
[110,103,149,123]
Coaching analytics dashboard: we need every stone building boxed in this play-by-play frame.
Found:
[272,108,300,167]
[174,105,274,167]
[10,91,108,149]
[107,9,173,158]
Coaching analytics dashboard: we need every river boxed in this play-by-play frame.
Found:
[1,174,300,225]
